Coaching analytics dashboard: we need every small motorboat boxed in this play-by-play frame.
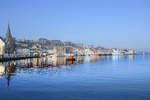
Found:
[66,56,76,61]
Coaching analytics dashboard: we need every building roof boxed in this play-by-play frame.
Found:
[0,37,6,43]
[0,37,4,41]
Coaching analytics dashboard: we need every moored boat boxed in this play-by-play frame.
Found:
[90,54,100,56]
[66,56,76,61]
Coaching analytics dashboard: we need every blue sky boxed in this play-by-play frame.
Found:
[0,0,150,49]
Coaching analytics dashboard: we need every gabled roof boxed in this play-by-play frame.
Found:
[0,36,6,43]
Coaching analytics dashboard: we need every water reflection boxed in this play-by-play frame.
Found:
[1,55,150,100]
[0,55,137,88]
[0,55,136,73]
[0,62,16,87]
[0,63,5,79]
[0,56,85,87]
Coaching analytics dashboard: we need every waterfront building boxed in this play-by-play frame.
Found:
[126,48,136,55]
[16,48,31,55]
[73,48,85,56]
[85,48,95,55]
[0,37,5,55]
[32,45,38,49]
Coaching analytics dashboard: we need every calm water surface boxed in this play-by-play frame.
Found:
[0,55,150,100]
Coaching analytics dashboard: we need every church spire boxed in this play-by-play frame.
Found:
[4,24,16,54]
[6,24,12,38]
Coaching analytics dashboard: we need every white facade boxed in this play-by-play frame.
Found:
[16,48,30,55]
[0,37,5,55]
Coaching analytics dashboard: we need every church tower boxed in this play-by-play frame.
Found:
[4,24,15,54]
[5,24,12,43]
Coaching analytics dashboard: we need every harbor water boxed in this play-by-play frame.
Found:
[0,55,150,100]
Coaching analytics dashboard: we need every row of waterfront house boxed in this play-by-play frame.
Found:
[0,24,136,60]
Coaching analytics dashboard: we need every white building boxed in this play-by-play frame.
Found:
[0,37,5,55]
[16,48,30,55]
